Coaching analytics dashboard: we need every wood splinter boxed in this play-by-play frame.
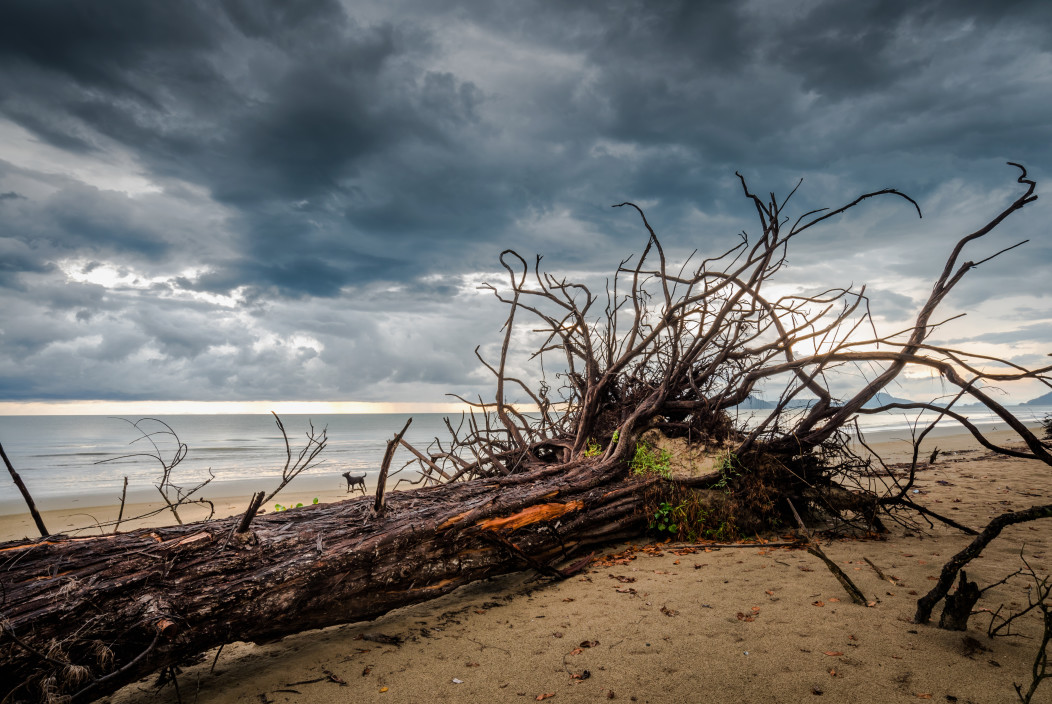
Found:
[237,491,267,534]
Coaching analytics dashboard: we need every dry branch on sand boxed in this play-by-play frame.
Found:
[1,165,1051,703]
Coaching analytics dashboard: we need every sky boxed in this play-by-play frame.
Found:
[0,0,1050,414]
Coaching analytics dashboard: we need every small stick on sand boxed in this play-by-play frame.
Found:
[864,556,895,583]
[787,498,868,605]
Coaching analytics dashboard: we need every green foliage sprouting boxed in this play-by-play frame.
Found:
[711,451,745,493]
[274,498,318,512]
[630,442,672,480]
[650,501,681,534]
[583,438,603,457]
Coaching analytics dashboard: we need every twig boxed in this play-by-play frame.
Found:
[788,498,866,604]
[468,637,510,654]
[70,631,162,702]
[988,552,1046,639]
[698,541,805,549]
[786,497,810,538]
[263,413,328,504]
[807,544,868,605]
[210,643,225,673]
[863,557,894,583]
[375,418,412,514]
[114,476,129,534]
[170,665,183,704]
[96,418,207,527]
[398,438,451,480]
[898,498,978,535]
[0,441,49,537]
[237,492,266,534]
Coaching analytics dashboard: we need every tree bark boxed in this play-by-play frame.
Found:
[937,571,981,631]
[0,460,651,703]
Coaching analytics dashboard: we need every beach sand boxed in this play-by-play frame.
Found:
[4,428,1050,703]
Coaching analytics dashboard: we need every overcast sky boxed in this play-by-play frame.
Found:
[0,0,1050,412]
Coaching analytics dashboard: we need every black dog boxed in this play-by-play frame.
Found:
[342,471,367,494]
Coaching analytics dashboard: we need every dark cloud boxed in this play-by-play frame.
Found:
[951,322,1052,346]
[0,0,1049,404]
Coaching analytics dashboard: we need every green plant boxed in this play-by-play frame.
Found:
[650,501,684,534]
[630,442,672,480]
[704,521,735,541]
[644,491,740,541]
[611,430,619,444]
[274,500,312,512]
[583,438,603,457]
[711,451,744,493]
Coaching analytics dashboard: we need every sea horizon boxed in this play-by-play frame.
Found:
[2,405,1049,517]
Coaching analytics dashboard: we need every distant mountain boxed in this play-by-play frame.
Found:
[862,392,914,409]
[734,391,913,411]
[1025,391,1052,406]
[734,396,775,409]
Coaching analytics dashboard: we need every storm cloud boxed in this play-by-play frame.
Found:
[1,0,1049,405]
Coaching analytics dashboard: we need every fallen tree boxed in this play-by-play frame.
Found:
[2,165,1050,702]
[0,459,649,703]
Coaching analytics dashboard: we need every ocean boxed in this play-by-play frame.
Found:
[1,406,1049,514]
[0,413,453,513]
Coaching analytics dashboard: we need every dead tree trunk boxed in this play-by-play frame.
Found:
[0,459,657,702]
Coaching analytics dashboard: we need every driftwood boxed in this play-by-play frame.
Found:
[0,459,650,702]
[936,571,982,631]
[2,165,1051,702]
[1,442,48,537]
[914,502,1052,624]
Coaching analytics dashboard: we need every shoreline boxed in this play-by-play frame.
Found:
[1,423,1044,543]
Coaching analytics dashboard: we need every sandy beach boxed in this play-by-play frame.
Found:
[4,427,1050,703]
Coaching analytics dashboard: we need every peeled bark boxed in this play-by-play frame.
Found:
[0,459,651,703]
